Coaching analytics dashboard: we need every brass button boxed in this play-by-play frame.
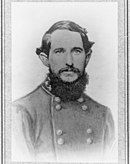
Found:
[82,105,88,111]
[55,104,61,111]
[87,128,92,134]
[57,129,63,136]
[86,138,93,144]
[77,97,84,103]
[57,138,64,145]
[55,97,61,103]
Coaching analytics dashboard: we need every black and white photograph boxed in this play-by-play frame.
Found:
[2,1,128,163]
[11,2,118,162]
[10,2,120,162]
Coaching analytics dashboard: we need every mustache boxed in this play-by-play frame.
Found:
[59,67,80,74]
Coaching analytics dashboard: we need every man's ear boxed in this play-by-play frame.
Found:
[85,50,92,66]
[39,52,49,67]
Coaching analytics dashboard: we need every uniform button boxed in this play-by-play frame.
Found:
[56,129,63,136]
[82,105,88,111]
[57,138,64,145]
[55,97,61,103]
[45,80,49,86]
[86,138,93,144]
[87,128,92,134]
[55,104,61,111]
[77,97,84,103]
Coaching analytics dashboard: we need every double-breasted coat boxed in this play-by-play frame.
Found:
[12,82,115,162]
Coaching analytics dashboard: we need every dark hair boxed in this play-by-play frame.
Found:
[36,20,94,57]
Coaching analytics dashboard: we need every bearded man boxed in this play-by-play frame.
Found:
[12,20,115,162]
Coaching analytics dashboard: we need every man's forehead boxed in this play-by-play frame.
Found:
[50,30,83,49]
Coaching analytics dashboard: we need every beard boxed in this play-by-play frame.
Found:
[47,68,89,102]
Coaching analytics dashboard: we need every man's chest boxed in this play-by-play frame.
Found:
[36,98,105,155]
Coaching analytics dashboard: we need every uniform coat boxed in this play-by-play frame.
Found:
[12,83,115,162]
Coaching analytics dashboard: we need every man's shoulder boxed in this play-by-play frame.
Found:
[12,85,51,119]
[83,93,108,107]
[13,85,49,106]
[12,85,52,116]
[82,93,110,116]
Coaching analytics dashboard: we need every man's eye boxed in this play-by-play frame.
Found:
[75,50,81,53]
[54,49,64,54]
[55,50,61,53]
[73,49,82,54]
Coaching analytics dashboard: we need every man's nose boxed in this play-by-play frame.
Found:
[66,53,73,66]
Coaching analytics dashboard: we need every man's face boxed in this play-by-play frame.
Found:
[49,30,86,82]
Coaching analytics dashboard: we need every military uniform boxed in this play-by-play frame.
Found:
[12,80,115,162]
